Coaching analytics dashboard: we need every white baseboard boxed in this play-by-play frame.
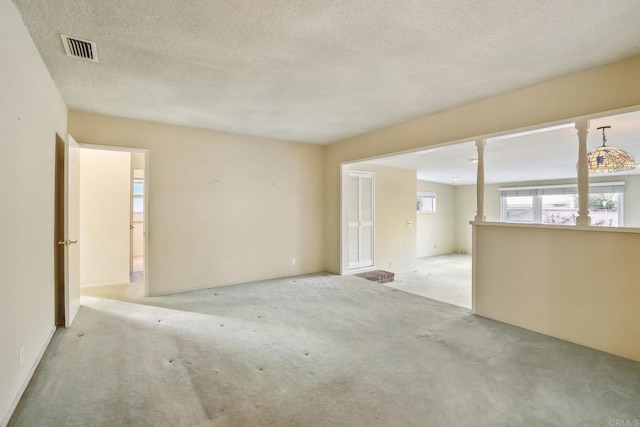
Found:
[1,326,56,427]
[80,280,130,288]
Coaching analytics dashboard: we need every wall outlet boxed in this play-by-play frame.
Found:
[19,346,24,366]
[291,258,296,266]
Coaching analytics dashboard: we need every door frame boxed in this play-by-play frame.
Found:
[79,144,151,297]
[64,135,82,326]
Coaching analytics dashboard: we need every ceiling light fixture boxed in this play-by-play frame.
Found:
[470,158,478,163]
[587,126,635,173]
[452,176,459,181]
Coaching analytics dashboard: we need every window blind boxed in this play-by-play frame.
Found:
[500,182,625,197]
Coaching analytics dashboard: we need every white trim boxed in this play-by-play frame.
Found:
[1,326,56,427]
[143,150,150,297]
[345,266,379,274]
[80,281,130,288]
[489,123,575,141]
[417,191,436,214]
[340,165,348,275]
[471,220,640,234]
[499,181,625,192]
[348,170,375,178]
[79,143,147,153]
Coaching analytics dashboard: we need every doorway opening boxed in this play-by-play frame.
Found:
[130,154,146,285]
[78,145,149,298]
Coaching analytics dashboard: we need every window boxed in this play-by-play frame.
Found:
[503,196,534,222]
[133,178,144,213]
[417,192,436,213]
[500,182,624,226]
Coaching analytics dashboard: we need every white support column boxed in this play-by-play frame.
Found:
[576,120,591,226]
[475,139,487,222]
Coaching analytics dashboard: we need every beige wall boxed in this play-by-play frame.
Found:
[3,3,640,419]
[474,223,640,361]
[68,112,325,295]
[131,152,145,170]
[0,0,68,423]
[416,180,456,257]
[324,55,640,273]
[346,164,416,273]
[80,148,132,286]
[455,184,501,254]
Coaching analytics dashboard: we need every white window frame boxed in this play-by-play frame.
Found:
[499,182,625,226]
[417,192,436,214]
[132,177,144,214]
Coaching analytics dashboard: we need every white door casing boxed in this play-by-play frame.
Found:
[63,135,81,326]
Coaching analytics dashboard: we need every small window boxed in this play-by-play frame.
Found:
[133,181,144,196]
[417,192,436,213]
[133,178,144,213]
[503,196,534,223]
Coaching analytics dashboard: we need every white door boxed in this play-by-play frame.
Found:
[62,135,81,326]
[348,171,374,269]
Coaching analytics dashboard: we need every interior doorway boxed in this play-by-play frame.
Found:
[78,145,149,296]
[130,162,145,283]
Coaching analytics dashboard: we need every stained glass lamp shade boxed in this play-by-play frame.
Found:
[587,126,635,173]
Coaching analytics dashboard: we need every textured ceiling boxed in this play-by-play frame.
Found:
[366,111,640,185]
[12,0,640,143]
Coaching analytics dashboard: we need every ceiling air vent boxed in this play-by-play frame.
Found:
[60,34,98,62]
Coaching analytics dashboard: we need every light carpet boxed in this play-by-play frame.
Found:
[10,274,640,426]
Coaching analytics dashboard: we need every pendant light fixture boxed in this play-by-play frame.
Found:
[587,126,635,173]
